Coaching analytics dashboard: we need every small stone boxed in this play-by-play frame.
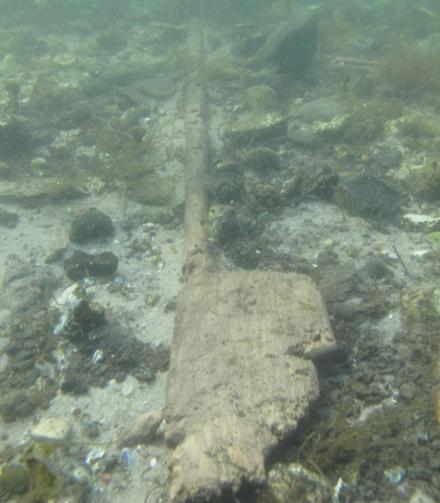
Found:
[145,293,160,307]
[82,420,100,439]
[384,466,405,484]
[31,417,72,444]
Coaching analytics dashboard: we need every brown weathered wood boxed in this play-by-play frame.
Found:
[165,29,336,503]
[167,272,335,502]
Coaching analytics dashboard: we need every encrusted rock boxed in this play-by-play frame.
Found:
[69,207,114,244]
[223,113,287,149]
[403,213,440,233]
[63,250,118,280]
[255,463,334,503]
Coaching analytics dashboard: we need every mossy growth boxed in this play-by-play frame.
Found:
[127,172,175,206]
[340,108,384,144]
[204,52,253,86]
[427,231,440,248]
[208,204,240,244]
[409,160,440,202]
[295,385,435,487]
[0,116,32,158]
[240,146,280,173]
[245,85,277,113]
[378,46,440,97]
[29,77,80,118]
[0,463,30,500]
[80,117,141,158]
[401,287,440,328]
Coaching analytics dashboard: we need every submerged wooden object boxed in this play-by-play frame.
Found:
[165,30,336,503]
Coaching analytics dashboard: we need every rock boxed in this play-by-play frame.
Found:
[364,257,390,279]
[335,174,400,221]
[223,113,287,149]
[69,207,114,244]
[31,417,72,444]
[239,146,279,173]
[118,410,164,447]
[286,126,317,148]
[63,250,118,280]
[384,466,406,484]
[0,207,19,228]
[403,213,440,232]
[0,116,32,158]
[211,169,244,204]
[287,98,350,146]
[289,98,348,124]
[0,391,38,422]
[82,420,100,439]
[250,10,320,75]
[129,172,175,206]
[255,463,333,503]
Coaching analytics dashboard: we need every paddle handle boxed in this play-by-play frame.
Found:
[183,30,214,277]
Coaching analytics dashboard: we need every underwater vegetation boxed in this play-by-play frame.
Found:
[378,46,440,97]
[410,160,440,202]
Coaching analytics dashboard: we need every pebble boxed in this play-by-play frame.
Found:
[30,417,72,444]
[384,466,405,484]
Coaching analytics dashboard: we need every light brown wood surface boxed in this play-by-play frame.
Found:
[165,29,336,503]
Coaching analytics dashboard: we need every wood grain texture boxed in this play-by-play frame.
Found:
[166,271,335,502]
[166,28,335,503]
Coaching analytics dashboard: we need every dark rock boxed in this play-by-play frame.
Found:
[250,10,320,75]
[45,246,68,264]
[61,372,89,395]
[319,263,358,305]
[64,250,118,280]
[211,168,244,204]
[82,420,100,439]
[240,147,279,173]
[364,257,390,279]
[0,391,38,422]
[0,116,32,158]
[69,207,114,244]
[0,207,19,228]
[335,174,400,221]
[301,161,339,200]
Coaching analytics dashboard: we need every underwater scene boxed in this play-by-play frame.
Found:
[0,0,440,502]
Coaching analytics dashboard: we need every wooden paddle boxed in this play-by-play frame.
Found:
[165,30,336,503]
